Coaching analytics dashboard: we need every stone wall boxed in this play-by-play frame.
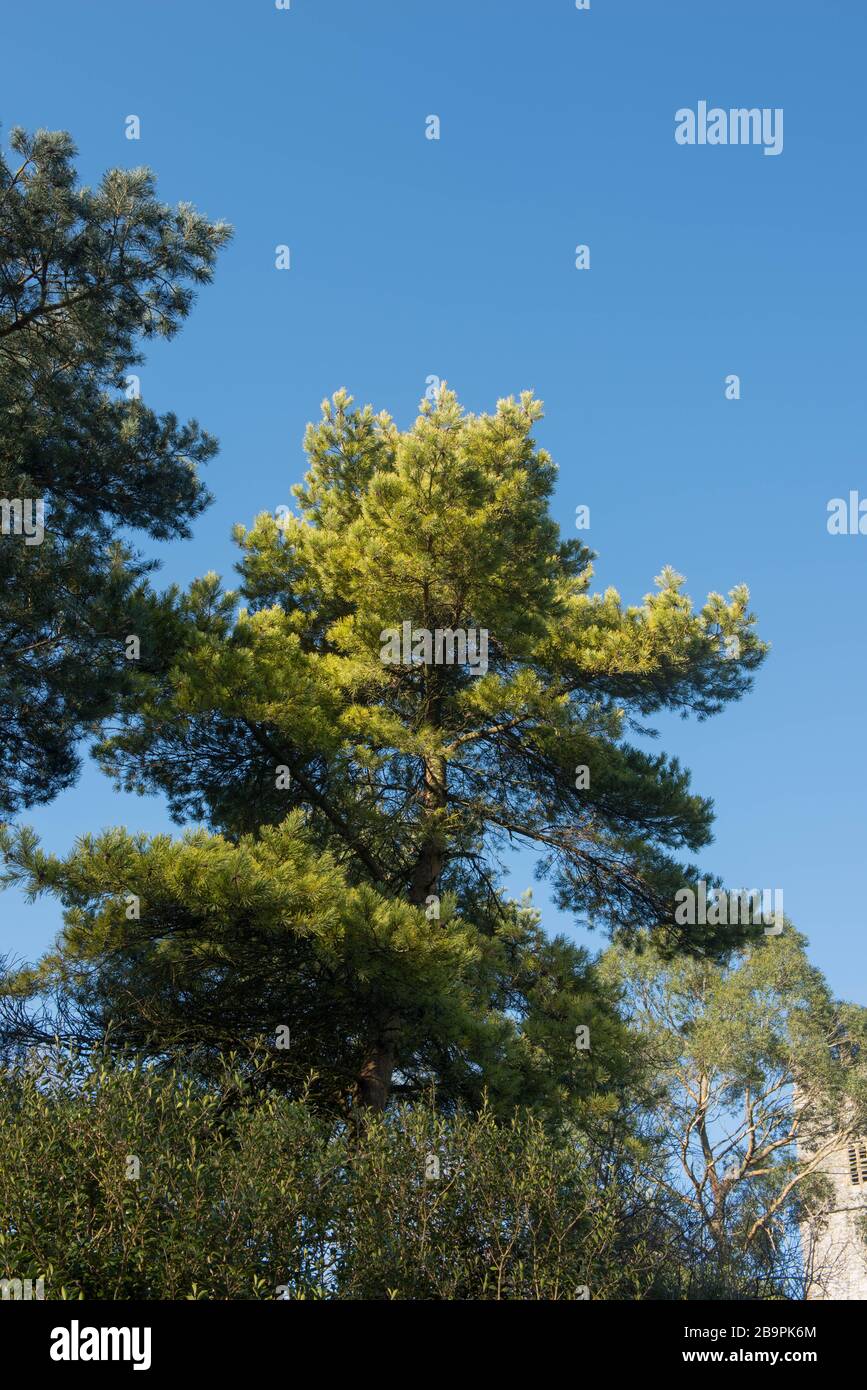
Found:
[802,1138,867,1300]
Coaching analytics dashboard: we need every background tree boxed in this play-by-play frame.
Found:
[600,929,867,1294]
[2,388,766,1113]
[0,127,231,814]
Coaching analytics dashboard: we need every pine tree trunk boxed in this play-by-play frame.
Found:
[356,1040,395,1112]
[355,742,446,1112]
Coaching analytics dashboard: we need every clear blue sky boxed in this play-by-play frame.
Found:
[3,0,866,1005]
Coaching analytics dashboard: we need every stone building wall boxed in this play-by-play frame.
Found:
[802,1137,867,1300]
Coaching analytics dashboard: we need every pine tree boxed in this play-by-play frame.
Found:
[0,127,231,813]
[2,388,767,1115]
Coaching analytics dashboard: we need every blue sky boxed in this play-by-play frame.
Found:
[3,0,866,1004]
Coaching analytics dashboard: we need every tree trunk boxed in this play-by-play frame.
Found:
[354,746,446,1112]
[356,1039,395,1112]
